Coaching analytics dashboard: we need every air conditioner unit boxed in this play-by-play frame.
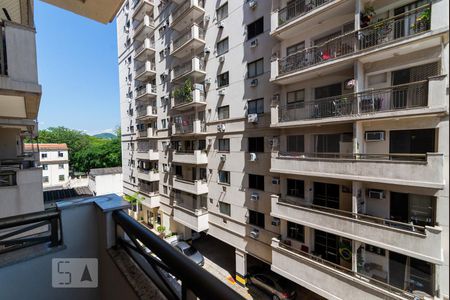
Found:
[250,79,258,87]
[250,39,258,48]
[248,113,258,123]
[250,228,260,239]
[218,55,225,63]
[272,94,280,102]
[368,189,385,199]
[217,21,224,28]
[272,177,280,185]
[248,0,257,8]
[365,131,385,141]
[249,153,257,161]
[204,15,211,22]
[204,78,211,85]
[217,124,226,132]
[204,46,211,54]
[218,89,226,96]
[250,192,259,201]
[163,165,170,172]
[220,155,226,162]
[271,217,280,226]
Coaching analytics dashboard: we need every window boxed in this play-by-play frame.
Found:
[248,137,264,153]
[247,58,264,78]
[218,106,229,120]
[287,135,304,153]
[59,175,65,181]
[163,185,168,194]
[287,89,305,107]
[249,174,264,190]
[58,164,64,169]
[159,50,165,61]
[42,164,48,170]
[175,165,182,177]
[248,210,265,228]
[287,222,305,242]
[58,151,64,157]
[216,2,228,21]
[218,170,230,184]
[247,17,264,39]
[43,176,49,183]
[248,98,264,115]
[218,139,230,152]
[287,179,305,198]
[217,72,229,87]
[287,41,305,56]
[161,119,167,129]
[216,37,229,56]
[219,202,231,216]
[41,153,47,159]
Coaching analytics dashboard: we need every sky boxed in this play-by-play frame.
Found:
[35,1,120,135]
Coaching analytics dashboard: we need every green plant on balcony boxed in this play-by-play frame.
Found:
[411,8,431,31]
[173,79,193,104]
[360,5,375,28]
[123,192,144,215]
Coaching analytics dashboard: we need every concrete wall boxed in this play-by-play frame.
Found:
[90,173,124,196]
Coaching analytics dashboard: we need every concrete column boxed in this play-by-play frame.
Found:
[235,249,247,287]
[352,240,362,272]
[352,181,362,214]
[353,121,364,155]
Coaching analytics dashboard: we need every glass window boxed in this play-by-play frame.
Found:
[248,98,264,115]
[59,175,65,181]
[218,139,230,152]
[287,179,305,198]
[43,176,49,183]
[175,165,182,177]
[218,170,230,184]
[217,72,229,87]
[287,89,305,107]
[286,41,305,56]
[216,2,228,21]
[248,210,265,228]
[217,37,229,56]
[58,151,64,157]
[287,135,304,153]
[43,164,48,170]
[219,202,231,216]
[287,222,305,242]
[247,17,264,40]
[58,164,64,169]
[247,58,264,78]
[249,174,264,190]
[218,106,229,120]
[41,153,47,158]
[248,137,264,153]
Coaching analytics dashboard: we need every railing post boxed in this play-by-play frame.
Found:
[49,216,60,247]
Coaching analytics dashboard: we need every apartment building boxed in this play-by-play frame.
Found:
[24,143,70,189]
[117,0,449,299]
[0,0,44,219]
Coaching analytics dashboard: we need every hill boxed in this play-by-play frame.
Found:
[93,132,116,139]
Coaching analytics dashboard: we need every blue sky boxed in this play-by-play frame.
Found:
[35,1,120,135]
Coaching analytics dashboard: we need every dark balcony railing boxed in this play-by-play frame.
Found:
[173,57,205,79]
[277,151,429,162]
[278,4,431,75]
[113,210,242,300]
[0,209,62,254]
[278,0,332,27]
[278,80,428,122]
[173,26,205,52]
[172,0,205,23]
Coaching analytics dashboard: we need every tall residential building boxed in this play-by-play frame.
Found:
[0,0,43,219]
[24,143,70,189]
[116,0,449,299]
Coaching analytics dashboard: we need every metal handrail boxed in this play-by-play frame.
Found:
[278,0,332,26]
[135,39,155,54]
[277,151,429,162]
[278,4,431,75]
[136,62,156,77]
[112,210,242,300]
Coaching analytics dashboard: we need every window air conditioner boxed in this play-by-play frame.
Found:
[368,189,385,199]
[271,217,280,226]
[272,177,280,185]
[218,55,225,63]
[250,192,259,201]
[365,131,385,141]
[247,113,258,123]
[250,79,258,87]
[250,39,258,48]
[250,228,260,239]
[220,155,226,162]
[248,0,257,9]
[218,89,226,96]
[249,153,257,161]
[217,124,226,132]
[204,46,211,54]
[217,21,224,28]
[204,78,211,85]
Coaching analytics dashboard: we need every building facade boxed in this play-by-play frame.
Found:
[0,0,43,219]
[116,0,449,298]
[88,167,124,196]
[24,143,70,189]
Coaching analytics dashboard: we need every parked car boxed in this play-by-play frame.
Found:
[173,241,204,266]
[247,271,296,300]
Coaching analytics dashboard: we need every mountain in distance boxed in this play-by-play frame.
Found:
[93,132,116,139]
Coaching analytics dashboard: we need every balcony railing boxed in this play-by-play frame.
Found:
[278,151,429,162]
[173,57,205,79]
[135,39,155,54]
[172,0,205,22]
[173,26,206,51]
[113,210,243,300]
[174,90,205,106]
[136,62,156,77]
[136,105,157,118]
[133,17,155,30]
[278,80,428,122]
[278,4,431,76]
[136,84,156,98]
[0,23,7,76]
[278,0,332,27]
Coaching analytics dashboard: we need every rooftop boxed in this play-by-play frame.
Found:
[24,143,68,151]
[90,167,122,176]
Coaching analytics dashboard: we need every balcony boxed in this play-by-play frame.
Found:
[137,127,154,138]
[136,149,159,161]
[135,61,156,81]
[271,238,421,300]
[141,191,160,209]
[0,195,242,300]
[171,57,206,82]
[137,168,159,182]
[271,152,444,189]
[271,4,437,83]
[171,24,206,58]
[173,177,208,195]
[133,15,155,42]
[132,0,154,22]
[171,88,206,111]
[272,78,448,127]
[172,120,206,136]
[173,204,209,232]
[135,84,157,100]
[170,0,205,32]
[172,150,208,165]
[136,104,157,120]
[271,195,442,263]
[133,38,155,62]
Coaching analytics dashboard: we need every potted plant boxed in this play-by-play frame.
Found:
[156,225,166,238]
[360,5,375,28]
[411,8,431,32]
[173,79,194,104]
